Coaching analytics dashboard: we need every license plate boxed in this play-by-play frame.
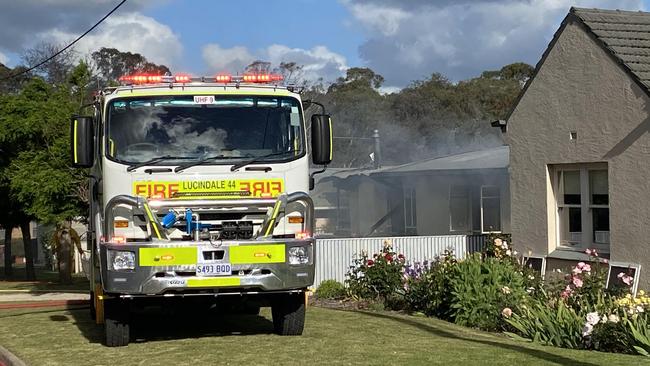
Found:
[196,263,232,276]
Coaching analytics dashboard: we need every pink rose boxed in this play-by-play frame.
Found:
[572,277,584,288]
[603,259,609,264]
[585,249,592,255]
[577,262,586,269]
[582,264,591,272]
[572,267,582,275]
[618,272,625,279]
[622,275,633,286]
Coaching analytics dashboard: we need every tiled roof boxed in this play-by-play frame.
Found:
[572,7,650,91]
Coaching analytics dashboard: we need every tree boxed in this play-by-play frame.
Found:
[245,60,271,74]
[91,47,170,87]
[21,42,77,85]
[0,71,87,279]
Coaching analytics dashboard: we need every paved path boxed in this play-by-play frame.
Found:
[0,292,89,310]
[0,292,89,303]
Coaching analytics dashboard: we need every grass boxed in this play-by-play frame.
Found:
[0,266,89,292]
[0,305,647,366]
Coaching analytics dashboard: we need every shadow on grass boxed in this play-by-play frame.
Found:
[68,303,275,344]
[354,310,599,366]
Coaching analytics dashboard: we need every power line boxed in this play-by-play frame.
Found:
[1,0,128,81]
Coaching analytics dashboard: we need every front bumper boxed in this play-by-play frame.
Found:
[100,239,315,295]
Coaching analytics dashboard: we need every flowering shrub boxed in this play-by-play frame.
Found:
[483,234,517,261]
[550,251,609,314]
[403,250,456,318]
[346,241,405,302]
[449,253,528,331]
[504,295,585,348]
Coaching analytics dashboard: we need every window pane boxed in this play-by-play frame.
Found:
[559,206,581,246]
[482,186,499,197]
[482,197,501,232]
[450,186,469,231]
[590,170,609,205]
[593,208,610,244]
[563,171,581,204]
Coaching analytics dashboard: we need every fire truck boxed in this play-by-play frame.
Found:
[71,72,332,346]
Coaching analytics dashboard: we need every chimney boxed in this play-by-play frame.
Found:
[373,129,382,169]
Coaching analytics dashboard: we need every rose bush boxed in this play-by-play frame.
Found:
[345,240,405,302]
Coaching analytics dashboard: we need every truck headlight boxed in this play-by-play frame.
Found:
[288,246,309,265]
[109,250,135,271]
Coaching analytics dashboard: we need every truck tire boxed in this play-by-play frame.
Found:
[271,293,305,336]
[104,299,130,347]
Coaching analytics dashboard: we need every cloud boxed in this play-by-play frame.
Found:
[202,44,255,73]
[342,0,645,86]
[46,13,183,68]
[202,44,349,83]
[0,1,180,68]
[0,51,8,65]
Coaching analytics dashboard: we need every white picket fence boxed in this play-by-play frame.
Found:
[313,235,485,287]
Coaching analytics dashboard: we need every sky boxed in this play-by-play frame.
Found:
[0,0,648,89]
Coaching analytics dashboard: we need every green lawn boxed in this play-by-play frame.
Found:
[0,305,646,366]
[0,267,89,292]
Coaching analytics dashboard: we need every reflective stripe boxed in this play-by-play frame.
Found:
[230,244,285,264]
[187,277,241,287]
[139,247,197,266]
[264,200,282,236]
[328,117,333,161]
[109,138,115,157]
[143,203,162,239]
[94,284,104,325]
[73,119,78,164]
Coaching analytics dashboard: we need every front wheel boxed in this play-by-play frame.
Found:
[271,292,305,336]
[103,298,130,347]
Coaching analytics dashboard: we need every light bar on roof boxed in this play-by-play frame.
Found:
[118,73,192,85]
[214,73,283,84]
[118,73,285,85]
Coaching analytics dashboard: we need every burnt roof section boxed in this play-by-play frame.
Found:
[572,7,650,91]
[506,7,650,123]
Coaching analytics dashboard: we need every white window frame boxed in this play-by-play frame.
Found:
[480,185,501,233]
[554,164,609,252]
[449,185,470,232]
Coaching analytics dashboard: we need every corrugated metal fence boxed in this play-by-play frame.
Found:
[314,235,486,287]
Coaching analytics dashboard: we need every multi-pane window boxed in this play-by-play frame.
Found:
[404,187,417,235]
[450,186,470,231]
[481,186,501,233]
[556,166,609,250]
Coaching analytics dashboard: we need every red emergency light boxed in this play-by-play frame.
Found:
[118,73,192,85]
[215,74,232,83]
[214,73,283,84]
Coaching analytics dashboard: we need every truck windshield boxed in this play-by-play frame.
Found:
[106,95,304,164]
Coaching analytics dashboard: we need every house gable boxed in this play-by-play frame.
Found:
[506,8,650,287]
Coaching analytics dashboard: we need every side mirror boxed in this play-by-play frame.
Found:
[70,115,94,168]
[311,114,333,165]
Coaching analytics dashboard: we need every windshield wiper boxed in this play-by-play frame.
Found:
[126,156,193,172]
[230,150,296,172]
[174,154,238,173]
